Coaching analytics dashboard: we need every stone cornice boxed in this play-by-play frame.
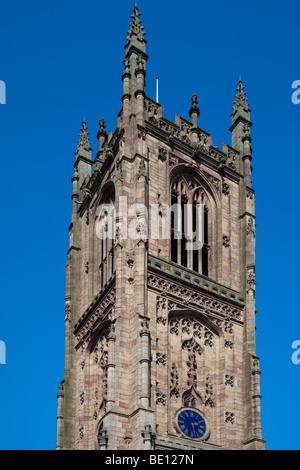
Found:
[145,120,243,184]
[148,255,244,308]
[148,257,244,329]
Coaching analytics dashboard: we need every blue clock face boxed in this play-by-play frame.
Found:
[177,409,207,440]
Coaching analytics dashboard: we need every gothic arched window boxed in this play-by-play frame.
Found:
[171,176,210,276]
[96,190,115,289]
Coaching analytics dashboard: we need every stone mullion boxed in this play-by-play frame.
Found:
[107,220,112,280]
[177,186,182,265]
[103,233,108,286]
[186,199,193,271]
[87,207,94,305]
[215,204,222,283]
[91,214,98,299]
[197,194,203,274]
[223,186,232,286]
[163,150,169,260]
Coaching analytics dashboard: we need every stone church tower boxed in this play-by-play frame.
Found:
[56,7,265,450]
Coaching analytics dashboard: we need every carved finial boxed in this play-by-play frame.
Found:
[189,94,200,118]
[191,94,198,107]
[77,121,91,151]
[126,6,146,51]
[232,80,249,114]
[98,118,106,132]
[97,118,107,149]
[189,93,200,128]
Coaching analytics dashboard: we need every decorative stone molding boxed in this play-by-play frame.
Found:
[114,157,123,183]
[205,375,215,408]
[247,272,256,293]
[223,235,231,248]
[222,182,230,196]
[169,154,179,167]
[140,318,150,337]
[156,353,167,366]
[148,102,159,125]
[225,412,236,424]
[170,363,180,398]
[225,374,235,387]
[65,303,71,323]
[187,353,197,388]
[127,257,134,284]
[156,296,168,325]
[252,356,261,375]
[208,175,220,192]
[79,426,84,440]
[158,147,168,162]
[148,256,244,306]
[137,158,147,179]
[107,323,116,342]
[138,129,147,141]
[246,215,255,236]
[224,321,234,334]
[204,329,213,347]
[156,393,167,406]
[148,273,243,322]
[85,261,89,274]
[246,188,254,199]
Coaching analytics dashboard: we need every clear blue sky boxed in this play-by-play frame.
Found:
[0,0,299,450]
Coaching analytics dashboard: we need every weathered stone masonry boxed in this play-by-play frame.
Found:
[56,7,265,450]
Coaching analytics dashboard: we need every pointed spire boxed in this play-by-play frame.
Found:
[73,120,93,192]
[230,80,253,166]
[125,6,146,54]
[232,80,249,115]
[76,121,91,153]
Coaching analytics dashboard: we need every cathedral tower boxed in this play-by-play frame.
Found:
[56,7,265,450]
